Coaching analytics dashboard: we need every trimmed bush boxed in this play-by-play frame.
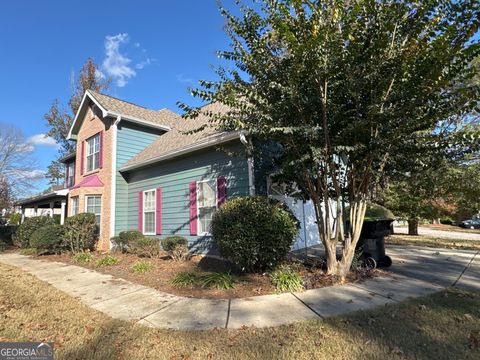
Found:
[211,196,300,272]
[112,230,143,253]
[14,216,56,248]
[130,236,160,258]
[161,236,189,261]
[63,213,97,252]
[30,224,65,254]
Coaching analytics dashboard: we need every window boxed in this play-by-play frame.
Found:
[86,133,100,173]
[71,197,79,216]
[143,189,156,235]
[66,161,75,188]
[85,195,101,226]
[197,180,217,234]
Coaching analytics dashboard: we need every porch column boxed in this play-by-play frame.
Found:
[60,199,66,225]
[49,202,54,218]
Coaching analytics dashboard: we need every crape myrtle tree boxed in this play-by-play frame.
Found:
[180,0,480,278]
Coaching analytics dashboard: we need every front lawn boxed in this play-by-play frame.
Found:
[1,263,479,359]
[386,234,480,251]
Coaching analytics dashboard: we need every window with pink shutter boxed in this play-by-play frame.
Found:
[189,181,197,235]
[156,188,162,235]
[137,191,143,232]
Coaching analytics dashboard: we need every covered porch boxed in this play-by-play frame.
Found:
[15,189,69,225]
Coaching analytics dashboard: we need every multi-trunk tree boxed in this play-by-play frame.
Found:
[181,0,480,278]
[44,58,109,185]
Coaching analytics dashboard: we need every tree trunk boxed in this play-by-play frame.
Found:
[408,219,419,235]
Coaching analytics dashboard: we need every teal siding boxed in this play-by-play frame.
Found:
[115,123,163,234]
[125,142,249,252]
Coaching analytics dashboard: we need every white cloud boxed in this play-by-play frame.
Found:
[27,134,58,148]
[135,58,152,70]
[176,73,194,84]
[102,33,136,87]
[12,169,45,181]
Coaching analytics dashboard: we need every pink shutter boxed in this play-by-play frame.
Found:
[65,163,69,188]
[80,141,85,175]
[217,177,227,207]
[189,181,197,235]
[138,191,143,233]
[99,131,104,169]
[156,188,162,235]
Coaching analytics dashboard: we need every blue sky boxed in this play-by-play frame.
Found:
[0,0,233,194]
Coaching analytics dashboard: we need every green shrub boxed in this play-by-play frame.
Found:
[161,236,189,261]
[364,203,395,221]
[15,216,56,248]
[73,252,94,264]
[96,255,119,267]
[19,248,37,256]
[63,213,97,252]
[0,225,17,245]
[8,213,21,226]
[30,224,65,254]
[170,271,198,288]
[130,236,160,258]
[211,196,299,272]
[131,261,154,274]
[112,230,143,253]
[198,272,236,290]
[270,266,303,293]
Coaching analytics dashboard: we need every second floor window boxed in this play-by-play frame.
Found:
[86,133,100,173]
[66,161,75,188]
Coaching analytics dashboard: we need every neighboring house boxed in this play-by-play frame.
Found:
[17,90,325,251]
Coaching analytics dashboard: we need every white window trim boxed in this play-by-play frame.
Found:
[85,133,100,173]
[84,195,102,228]
[196,179,217,236]
[71,196,79,216]
[143,189,156,236]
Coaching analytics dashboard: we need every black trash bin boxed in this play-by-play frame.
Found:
[356,219,393,268]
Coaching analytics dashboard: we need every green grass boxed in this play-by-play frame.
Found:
[19,248,37,256]
[170,271,198,288]
[270,266,304,292]
[72,252,94,264]
[387,234,480,250]
[131,261,154,274]
[1,262,479,359]
[198,272,236,290]
[96,255,120,267]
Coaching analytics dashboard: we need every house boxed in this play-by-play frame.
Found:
[18,90,253,251]
[17,90,325,252]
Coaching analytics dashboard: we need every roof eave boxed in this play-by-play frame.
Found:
[120,131,241,173]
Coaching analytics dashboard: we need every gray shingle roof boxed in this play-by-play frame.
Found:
[121,102,233,170]
[88,90,180,129]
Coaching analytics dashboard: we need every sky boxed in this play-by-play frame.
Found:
[0,0,234,194]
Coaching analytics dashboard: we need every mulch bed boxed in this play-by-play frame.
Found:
[33,251,383,299]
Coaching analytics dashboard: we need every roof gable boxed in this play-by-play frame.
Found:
[67,90,178,140]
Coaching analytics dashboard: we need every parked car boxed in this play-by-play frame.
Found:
[459,219,480,229]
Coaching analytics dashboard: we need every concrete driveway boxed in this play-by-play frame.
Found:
[387,245,479,290]
[394,226,480,241]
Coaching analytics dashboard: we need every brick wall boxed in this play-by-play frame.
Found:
[68,105,113,251]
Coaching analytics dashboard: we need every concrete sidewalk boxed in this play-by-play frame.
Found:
[0,247,477,331]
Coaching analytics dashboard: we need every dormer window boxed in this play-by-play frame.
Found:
[86,133,101,172]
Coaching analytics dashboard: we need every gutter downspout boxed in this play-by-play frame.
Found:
[239,132,255,196]
[109,115,121,248]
